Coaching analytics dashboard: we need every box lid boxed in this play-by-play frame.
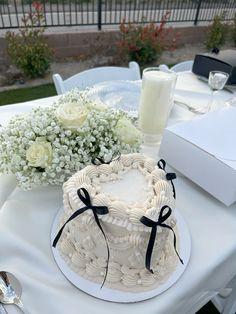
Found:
[167,107,236,170]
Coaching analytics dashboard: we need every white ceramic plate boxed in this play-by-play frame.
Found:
[87,80,141,117]
[51,207,191,303]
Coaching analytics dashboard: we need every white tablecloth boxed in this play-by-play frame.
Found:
[0,73,236,314]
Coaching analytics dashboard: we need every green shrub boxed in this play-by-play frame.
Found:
[206,13,229,50]
[118,12,178,67]
[5,2,53,79]
[231,12,236,45]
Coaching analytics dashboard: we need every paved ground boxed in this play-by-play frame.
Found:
[0,40,234,92]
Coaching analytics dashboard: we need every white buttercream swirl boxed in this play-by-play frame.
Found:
[97,257,107,268]
[74,173,91,186]
[82,236,95,251]
[122,274,139,287]
[86,260,105,277]
[78,184,96,197]
[144,159,156,173]
[60,238,75,255]
[84,165,99,178]
[106,262,122,283]
[121,264,139,275]
[152,192,175,210]
[154,180,173,197]
[129,208,146,224]
[120,155,134,167]
[139,270,156,286]
[151,168,166,182]
[71,251,88,268]
[131,153,146,165]
[92,194,111,207]
[111,160,123,173]
[131,162,139,169]
[128,251,144,268]
[153,192,167,208]
[145,206,160,221]
[109,201,127,219]
[98,164,112,176]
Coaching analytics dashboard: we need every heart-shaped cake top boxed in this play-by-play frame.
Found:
[63,153,176,232]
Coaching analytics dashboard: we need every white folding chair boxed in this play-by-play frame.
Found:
[52,61,141,95]
[170,60,194,72]
[158,64,172,72]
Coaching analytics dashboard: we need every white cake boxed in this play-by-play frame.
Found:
[54,153,182,292]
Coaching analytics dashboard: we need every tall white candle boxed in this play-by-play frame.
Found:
[138,69,176,135]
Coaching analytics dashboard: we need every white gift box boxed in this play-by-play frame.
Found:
[159,107,236,206]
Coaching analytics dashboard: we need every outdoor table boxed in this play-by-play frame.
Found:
[0,72,236,314]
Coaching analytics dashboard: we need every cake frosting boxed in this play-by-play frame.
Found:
[53,153,182,292]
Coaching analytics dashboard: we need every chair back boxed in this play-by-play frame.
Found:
[53,61,141,95]
[170,60,194,73]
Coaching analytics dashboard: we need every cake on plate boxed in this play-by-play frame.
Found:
[53,153,183,292]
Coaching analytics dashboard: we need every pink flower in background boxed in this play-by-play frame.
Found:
[32,1,43,13]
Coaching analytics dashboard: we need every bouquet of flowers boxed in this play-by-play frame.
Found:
[0,90,141,190]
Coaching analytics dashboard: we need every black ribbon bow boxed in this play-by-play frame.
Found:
[52,187,110,288]
[157,159,177,199]
[92,152,121,166]
[140,205,183,274]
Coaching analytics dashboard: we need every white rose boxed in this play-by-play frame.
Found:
[55,102,88,130]
[26,137,52,168]
[94,102,106,111]
[114,117,140,145]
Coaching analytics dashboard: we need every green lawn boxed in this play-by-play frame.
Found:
[0,83,57,106]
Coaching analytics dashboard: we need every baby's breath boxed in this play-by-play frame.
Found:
[0,89,141,190]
